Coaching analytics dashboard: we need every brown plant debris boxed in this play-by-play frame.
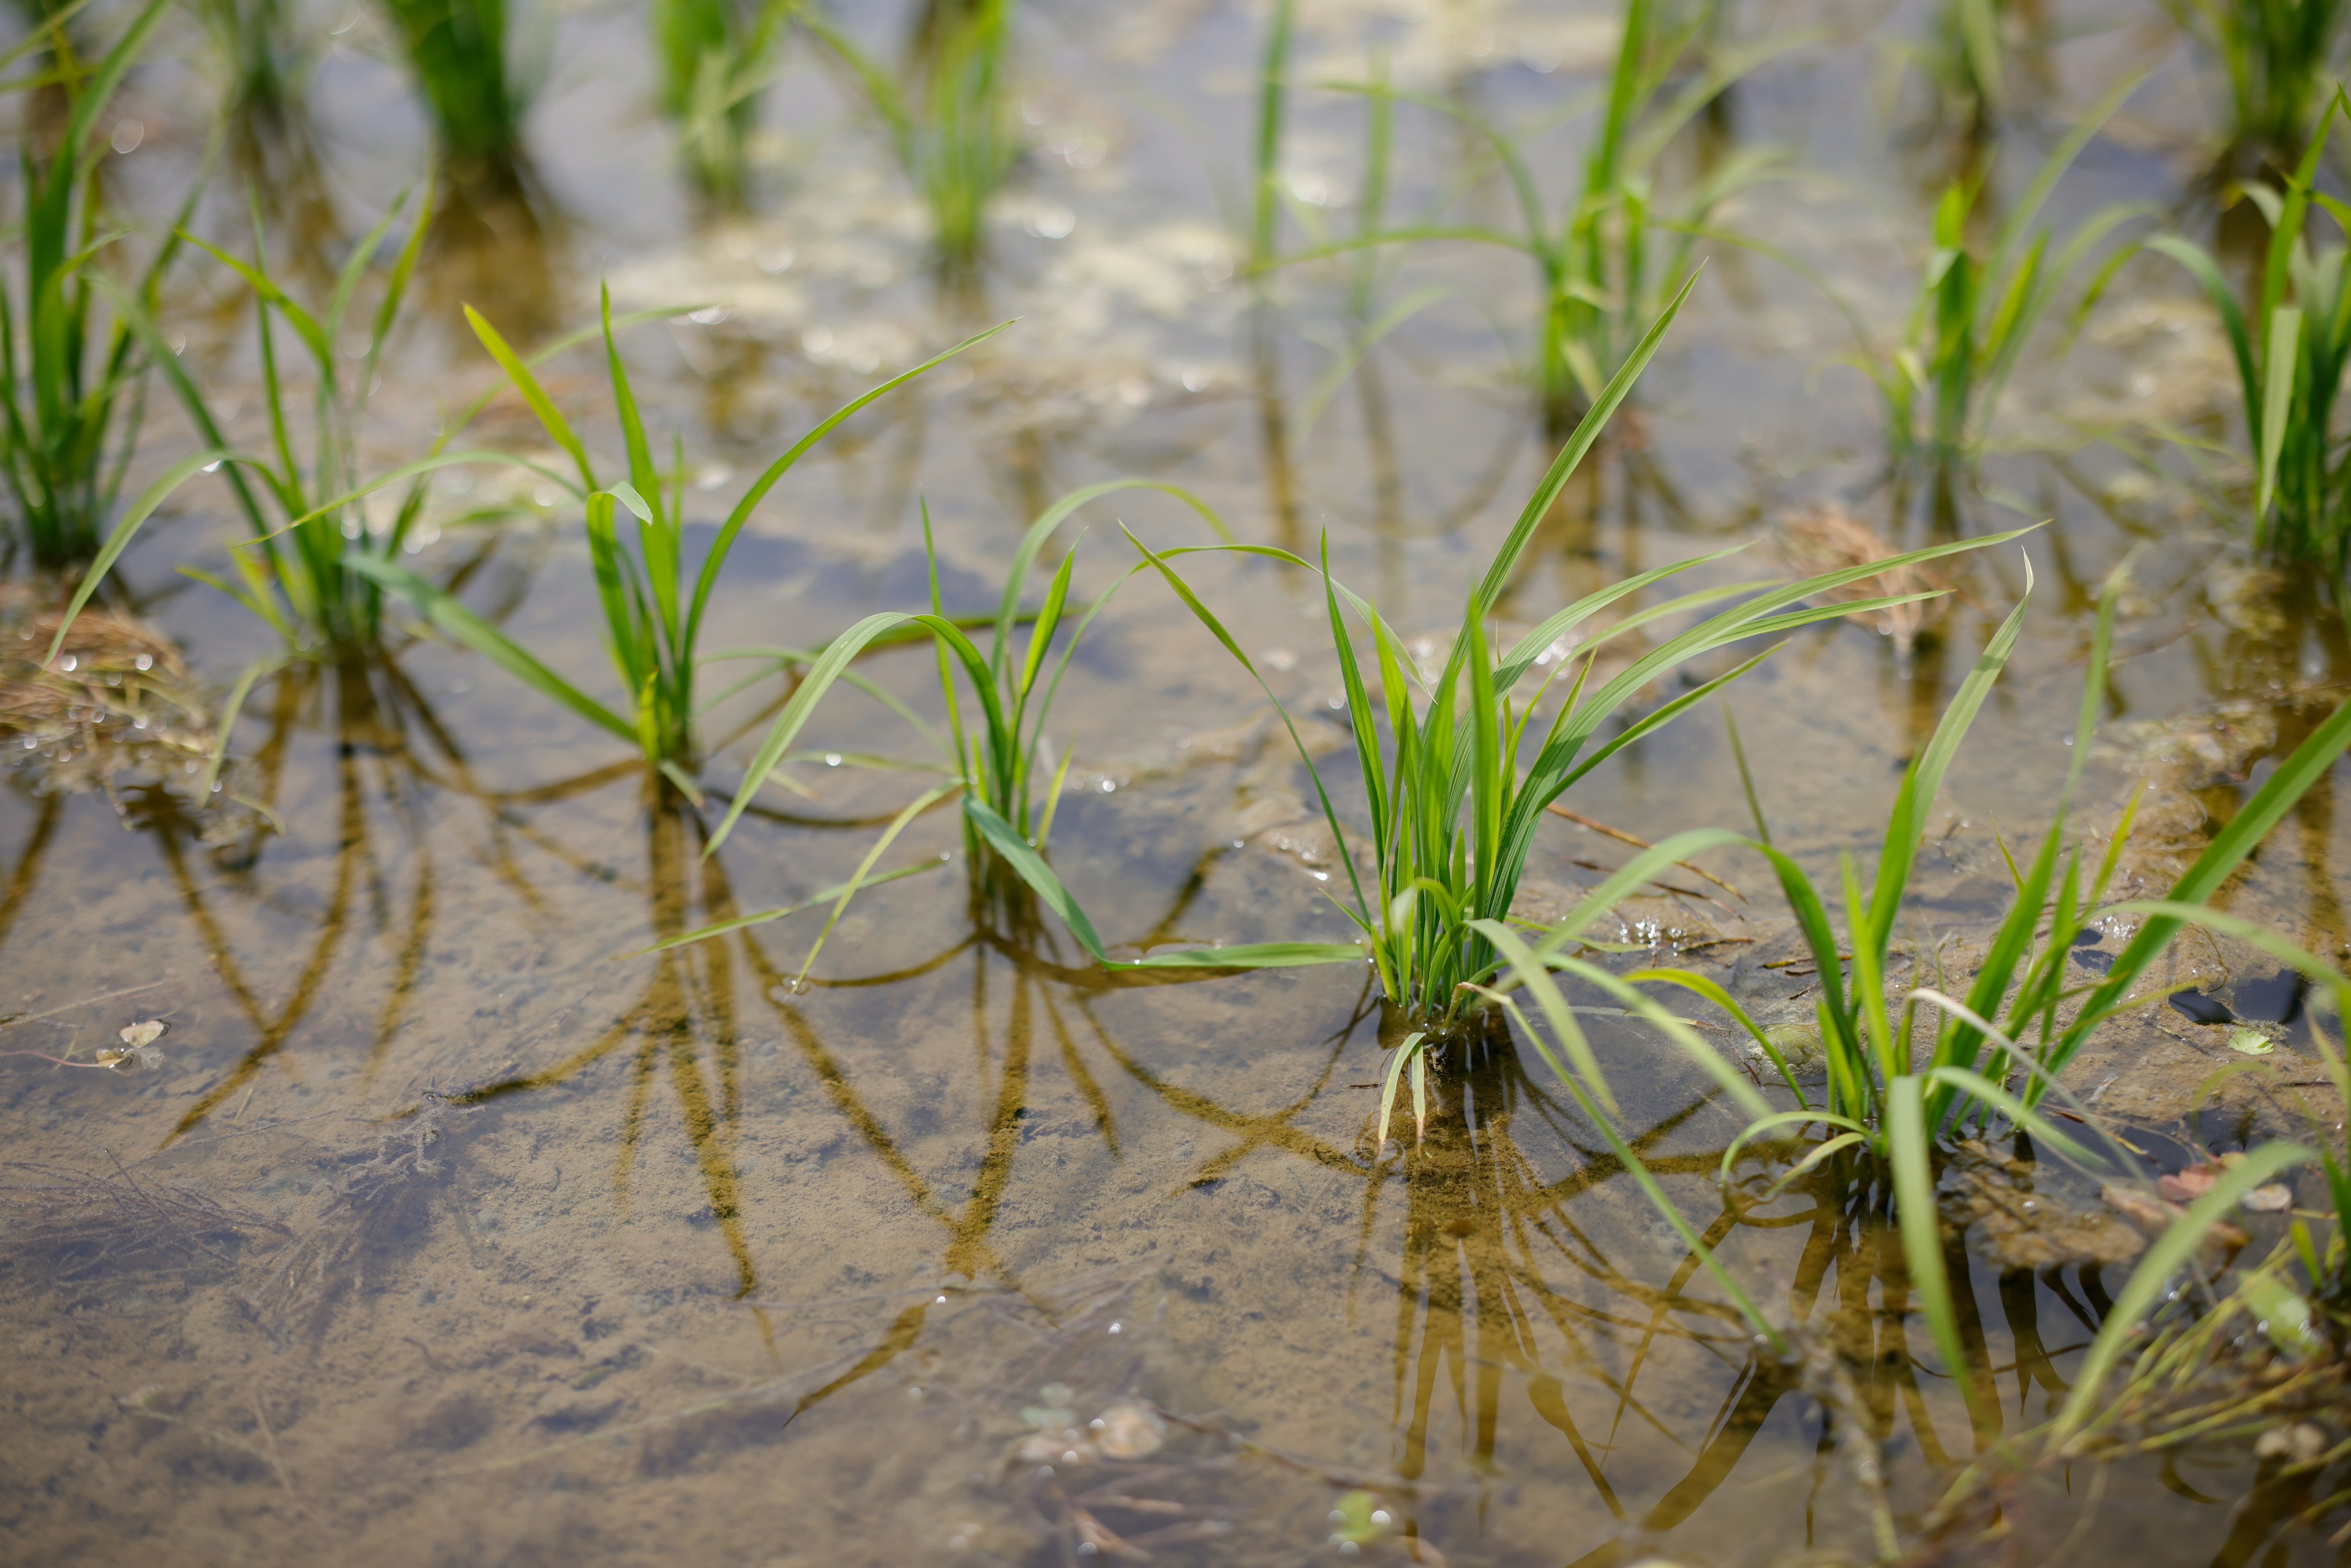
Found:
[0,582,212,794]
[1775,508,1957,655]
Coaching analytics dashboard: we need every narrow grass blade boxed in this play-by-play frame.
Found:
[1720,1108,1869,1182]
[465,306,597,491]
[198,654,288,798]
[627,860,946,956]
[795,782,960,983]
[1889,1076,1985,1430]
[2257,306,2300,520]
[43,450,225,667]
[963,793,1108,958]
[689,322,1013,658]
[1472,975,1788,1354]
[1629,966,1809,1105]
[348,557,637,744]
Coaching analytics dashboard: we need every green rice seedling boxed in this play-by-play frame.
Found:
[1596,567,2351,1421]
[681,478,1237,979]
[192,0,302,122]
[1849,73,2148,460]
[351,296,1003,789]
[802,0,1019,275]
[102,191,438,655]
[375,0,531,190]
[2160,0,2348,167]
[1281,0,1796,432]
[1097,283,2017,1028]
[1878,0,2010,131]
[0,0,180,568]
[1248,0,1295,276]
[2151,91,2351,574]
[655,0,790,210]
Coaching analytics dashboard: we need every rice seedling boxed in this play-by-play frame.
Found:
[1837,72,2149,461]
[802,0,1019,276]
[2160,0,2349,168]
[681,476,1235,978]
[375,0,531,192]
[2151,91,2351,574]
[1879,0,2011,132]
[1278,0,1795,433]
[1085,282,2018,1031]
[191,0,304,124]
[654,0,790,210]
[1562,566,2351,1419]
[1248,0,1295,277]
[350,294,1004,789]
[0,0,183,568]
[96,190,439,655]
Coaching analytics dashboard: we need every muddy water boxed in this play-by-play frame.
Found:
[4,0,2349,1563]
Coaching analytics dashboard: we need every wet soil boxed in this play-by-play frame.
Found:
[4,0,2350,1564]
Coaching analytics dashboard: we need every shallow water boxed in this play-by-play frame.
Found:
[4,0,2350,1563]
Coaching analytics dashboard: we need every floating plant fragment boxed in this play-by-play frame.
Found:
[2229,1027,2277,1056]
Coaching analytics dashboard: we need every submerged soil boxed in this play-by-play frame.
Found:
[4,0,2350,1564]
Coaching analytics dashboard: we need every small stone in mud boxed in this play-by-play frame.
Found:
[2233,968,2309,1026]
[2170,989,2233,1025]
[2072,947,2113,973]
[1089,1401,1166,1459]
[2241,1183,2294,1212]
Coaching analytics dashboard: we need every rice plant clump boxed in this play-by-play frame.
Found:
[1097,283,2019,1033]
[2163,0,2350,169]
[1286,0,1791,433]
[2153,91,2351,574]
[375,0,531,192]
[1515,570,2351,1417]
[1848,74,2147,461]
[0,0,178,568]
[654,0,789,209]
[681,478,1234,981]
[356,293,1003,786]
[804,0,1021,276]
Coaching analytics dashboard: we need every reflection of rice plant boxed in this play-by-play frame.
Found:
[2161,0,2349,166]
[654,0,790,209]
[2153,94,2351,574]
[804,0,1019,272]
[1283,0,1790,433]
[353,296,1000,779]
[0,0,184,568]
[1524,572,2351,1422]
[375,0,531,187]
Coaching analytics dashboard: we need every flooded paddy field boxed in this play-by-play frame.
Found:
[5,0,2351,1563]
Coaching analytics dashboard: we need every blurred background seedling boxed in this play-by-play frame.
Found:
[803,0,1019,280]
[2151,92,2351,577]
[654,0,792,211]
[1277,0,1798,435]
[354,294,1005,785]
